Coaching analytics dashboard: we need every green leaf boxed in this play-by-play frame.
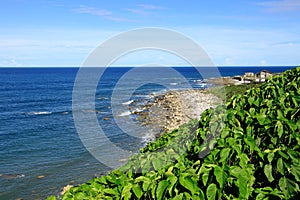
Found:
[244,136,259,152]
[167,175,178,196]
[171,193,183,200]
[276,121,284,138]
[214,166,225,188]
[279,177,298,198]
[103,188,119,196]
[230,166,242,178]
[257,114,267,125]
[239,153,249,168]
[206,183,217,200]
[156,180,169,200]
[152,157,164,170]
[248,97,255,105]
[219,148,231,163]
[277,109,285,121]
[46,196,57,200]
[74,192,86,199]
[287,149,300,163]
[106,174,119,184]
[142,180,151,191]
[264,164,274,182]
[132,184,143,199]
[183,192,192,199]
[208,138,217,150]
[202,173,209,186]
[121,184,132,200]
[270,137,277,145]
[267,152,274,163]
[96,176,108,184]
[278,150,289,160]
[255,193,265,200]
[238,170,250,199]
[193,190,205,200]
[253,99,260,107]
[277,158,285,175]
[179,175,198,195]
[291,165,300,182]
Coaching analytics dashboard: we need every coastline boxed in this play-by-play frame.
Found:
[133,89,221,137]
[58,88,221,197]
[54,67,296,199]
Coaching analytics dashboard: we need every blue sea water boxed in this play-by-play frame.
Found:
[0,66,295,199]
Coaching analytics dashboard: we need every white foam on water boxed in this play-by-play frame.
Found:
[118,110,131,117]
[27,111,52,115]
[141,131,156,147]
[134,108,143,112]
[122,100,134,105]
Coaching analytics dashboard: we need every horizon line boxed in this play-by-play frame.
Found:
[0,65,298,68]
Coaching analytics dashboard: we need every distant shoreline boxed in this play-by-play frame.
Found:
[131,68,281,135]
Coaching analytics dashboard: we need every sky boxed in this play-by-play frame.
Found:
[0,0,300,67]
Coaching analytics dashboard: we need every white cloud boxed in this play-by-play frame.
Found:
[124,4,165,17]
[260,60,267,66]
[257,0,300,12]
[225,58,235,65]
[124,8,149,16]
[137,4,165,10]
[74,5,140,22]
[74,5,112,16]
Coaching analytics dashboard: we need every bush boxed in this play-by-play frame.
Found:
[57,67,300,200]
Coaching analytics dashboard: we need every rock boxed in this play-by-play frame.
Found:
[134,89,221,135]
[37,175,45,179]
[119,158,127,163]
[0,173,25,179]
[61,185,73,195]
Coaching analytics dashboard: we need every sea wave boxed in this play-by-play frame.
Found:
[122,100,134,105]
[26,111,52,115]
[24,111,72,116]
[141,132,155,147]
[97,97,109,100]
[131,108,144,114]
[118,111,131,117]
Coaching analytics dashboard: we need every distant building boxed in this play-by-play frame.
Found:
[244,72,255,77]
[256,70,273,82]
[233,75,243,81]
[230,70,274,84]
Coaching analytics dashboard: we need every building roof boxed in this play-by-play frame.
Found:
[256,70,273,75]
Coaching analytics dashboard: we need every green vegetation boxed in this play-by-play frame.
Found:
[48,67,300,199]
[207,83,261,101]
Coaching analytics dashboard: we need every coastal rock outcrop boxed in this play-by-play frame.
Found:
[134,89,221,135]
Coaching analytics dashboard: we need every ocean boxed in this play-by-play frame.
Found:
[0,66,295,199]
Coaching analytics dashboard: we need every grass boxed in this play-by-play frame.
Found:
[207,83,262,101]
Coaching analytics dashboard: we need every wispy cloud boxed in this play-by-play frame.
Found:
[124,8,149,16]
[257,0,300,12]
[75,5,112,16]
[124,4,165,16]
[74,5,140,22]
[74,4,164,22]
[137,4,165,10]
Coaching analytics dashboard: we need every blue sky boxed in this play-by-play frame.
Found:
[0,0,300,67]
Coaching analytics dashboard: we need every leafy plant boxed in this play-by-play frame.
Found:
[56,67,300,200]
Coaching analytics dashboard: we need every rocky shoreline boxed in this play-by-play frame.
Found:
[132,89,221,136]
